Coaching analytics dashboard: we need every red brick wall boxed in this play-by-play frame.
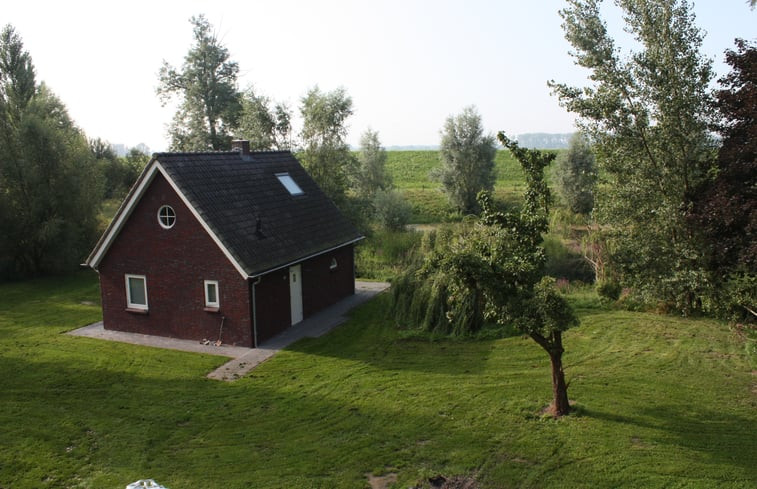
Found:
[301,244,355,317]
[98,172,253,347]
[253,245,355,344]
[253,270,291,344]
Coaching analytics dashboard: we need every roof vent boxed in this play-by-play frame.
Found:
[231,140,250,155]
[255,216,266,239]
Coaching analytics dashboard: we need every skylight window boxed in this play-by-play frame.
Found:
[276,173,304,196]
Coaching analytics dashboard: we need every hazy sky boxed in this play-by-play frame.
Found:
[4,0,755,151]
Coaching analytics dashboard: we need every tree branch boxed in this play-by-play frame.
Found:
[742,304,757,318]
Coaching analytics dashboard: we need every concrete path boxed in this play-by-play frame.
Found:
[68,321,252,358]
[68,281,389,381]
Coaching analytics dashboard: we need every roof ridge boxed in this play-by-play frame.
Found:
[154,149,294,157]
[154,151,238,157]
[87,150,362,278]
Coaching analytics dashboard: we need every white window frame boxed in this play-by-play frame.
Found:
[125,274,148,310]
[157,205,176,229]
[276,173,304,196]
[204,280,220,308]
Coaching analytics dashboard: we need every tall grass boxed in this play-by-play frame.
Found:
[355,229,423,281]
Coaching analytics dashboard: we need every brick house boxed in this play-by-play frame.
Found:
[85,141,363,347]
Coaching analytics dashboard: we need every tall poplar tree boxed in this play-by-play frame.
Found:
[549,0,716,312]
[158,15,241,151]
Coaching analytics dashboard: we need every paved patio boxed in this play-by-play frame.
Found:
[68,281,389,381]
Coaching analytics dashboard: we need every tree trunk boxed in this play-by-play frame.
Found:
[208,118,218,150]
[549,332,570,417]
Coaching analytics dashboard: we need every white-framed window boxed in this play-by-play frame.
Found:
[276,173,304,196]
[125,274,148,310]
[157,205,176,229]
[204,280,220,308]
[330,258,338,270]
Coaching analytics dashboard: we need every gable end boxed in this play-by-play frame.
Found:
[86,161,249,279]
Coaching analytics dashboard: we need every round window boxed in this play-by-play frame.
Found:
[157,205,176,229]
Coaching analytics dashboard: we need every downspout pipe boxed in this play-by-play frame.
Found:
[251,276,262,348]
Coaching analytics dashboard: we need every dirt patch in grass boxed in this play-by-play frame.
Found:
[366,472,397,489]
[412,475,479,489]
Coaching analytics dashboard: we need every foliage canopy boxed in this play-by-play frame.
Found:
[688,39,757,321]
[355,128,392,198]
[298,86,356,207]
[0,25,102,277]
[432,106,496,214]
[549,0,717,313]
[554,132,597,215]
[236,88,292,151]
[158,15,241,151]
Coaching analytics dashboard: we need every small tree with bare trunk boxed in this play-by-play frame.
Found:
[474,135,579,416]
[392,135,578,416]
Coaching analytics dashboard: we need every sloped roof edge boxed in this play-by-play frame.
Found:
[86,160,249,278]
[86,151,364,280]
[85,157,160,270]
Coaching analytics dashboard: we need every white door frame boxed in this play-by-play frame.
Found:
[289,264,303,325]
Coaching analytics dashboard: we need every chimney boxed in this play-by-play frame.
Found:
[231,140,250,155]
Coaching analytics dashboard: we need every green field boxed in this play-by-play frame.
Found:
[1,273,755,488]
[384,150,538,223]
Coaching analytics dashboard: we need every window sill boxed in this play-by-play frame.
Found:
[204,306,220,313]
[125,307,148,314]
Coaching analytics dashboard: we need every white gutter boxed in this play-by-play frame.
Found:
[247,236,364,280]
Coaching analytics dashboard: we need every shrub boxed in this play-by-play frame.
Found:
[597,280,622,301]
[354,229,422,281]
[543,235,595,283]
[371,189,412,231]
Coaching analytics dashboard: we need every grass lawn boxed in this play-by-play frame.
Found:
[1,273,755,488]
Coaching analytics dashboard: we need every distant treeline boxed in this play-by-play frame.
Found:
[378,133,574,151]
[515,133,574,149]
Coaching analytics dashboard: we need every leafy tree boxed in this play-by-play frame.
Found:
[393,135,578,416]
[90,140,148,199]
[354,128,391,198]
[157,15,241,151]
[549,0,717,313]
[120,148,149,193]
[432,106,496,214]
[299,86,356,206]
[124,147,149,175]
[0,25,34,117]
[236,88,292,150]
[555,132,597,215]
[90,138,123,198]
[689,39,756,321]
[0,25,102,277]
[371,189,412,231]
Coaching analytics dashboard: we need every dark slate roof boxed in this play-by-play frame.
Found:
[155,150,362,277]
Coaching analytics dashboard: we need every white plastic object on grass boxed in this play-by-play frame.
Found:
[126,480,168,489]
